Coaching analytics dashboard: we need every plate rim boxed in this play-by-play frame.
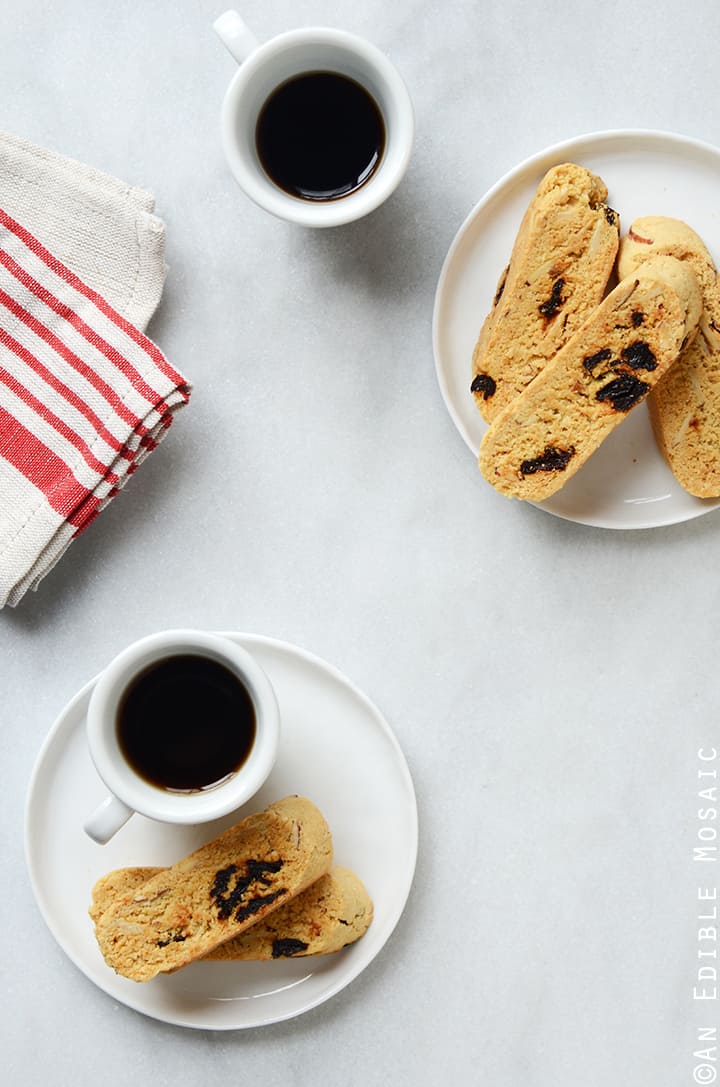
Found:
[23,631,418,1030]
[431,127,720,530]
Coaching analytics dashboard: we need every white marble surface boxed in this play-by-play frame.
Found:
[4,1,720,1083]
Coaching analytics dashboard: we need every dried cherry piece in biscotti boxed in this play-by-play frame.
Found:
[582,348,613,375]
[595,374,650,412]
[156,931,188,948]
[272,938,310,958]
[470,373,497,400]
[520,445,575,476]
[620,341,657,371]
[538,278,565,319]
[210,859,286,921]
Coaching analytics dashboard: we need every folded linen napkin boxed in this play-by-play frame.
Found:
[0,134,190,607]
[0,130,167,329]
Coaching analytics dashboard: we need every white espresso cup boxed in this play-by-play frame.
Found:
[83,630,280,844]
[213,10,414,226]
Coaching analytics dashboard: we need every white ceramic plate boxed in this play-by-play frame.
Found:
[433,129,720,529]
[24,633,418,1030]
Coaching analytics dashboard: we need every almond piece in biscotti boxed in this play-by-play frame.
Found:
[478,255,702,501]
[618,216,720,497]
[471,162,620,423]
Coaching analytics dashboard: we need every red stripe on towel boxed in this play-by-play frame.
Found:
[0,403,95,519]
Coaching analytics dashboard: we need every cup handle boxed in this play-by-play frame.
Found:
[213,10,260,64]
[84,794,134,844]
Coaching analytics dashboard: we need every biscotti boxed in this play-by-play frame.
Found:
[470,162,620,422]
[93,796,333,981]
[618,216,720,497]
[90,866,373,961]
[478,255,702,501]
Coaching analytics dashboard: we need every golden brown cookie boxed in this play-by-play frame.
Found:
[93,796,333,981]
[478,256,701,501]
[618,216,720,497]
[90,866,373,961]
[471,162,620,422]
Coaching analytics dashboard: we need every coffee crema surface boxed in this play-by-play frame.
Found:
[116,654,256,792]
[255,70,386,201]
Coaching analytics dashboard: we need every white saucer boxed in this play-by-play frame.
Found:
[24,633,418,1030]
[433,129,720,530]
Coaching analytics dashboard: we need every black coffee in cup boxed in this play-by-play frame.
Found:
[255,70,386,201]
[116,654,256,792]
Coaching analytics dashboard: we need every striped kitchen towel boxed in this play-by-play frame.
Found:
[0,206,190,607]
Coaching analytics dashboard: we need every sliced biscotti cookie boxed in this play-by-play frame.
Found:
[471,162,620,422]
[93,796,333,981]
[478,255,702,501]
[618,217,720,497]
[90,866,373,961]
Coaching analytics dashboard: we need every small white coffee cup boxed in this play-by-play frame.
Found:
[83,630,280,844]
[213,10,414,227]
